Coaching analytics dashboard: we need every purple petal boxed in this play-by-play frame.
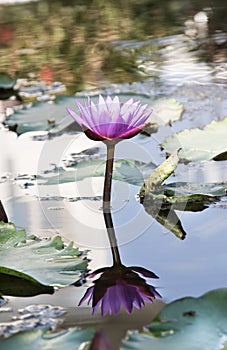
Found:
[117,283,134,314]
[66,107,84,127]
[78,286,94,306]
[132,292,145,309]
[101,291,112,316]
[107,286,121,315]
[117,125,143,139]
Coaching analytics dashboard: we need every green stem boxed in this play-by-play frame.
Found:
[103,142,115,208]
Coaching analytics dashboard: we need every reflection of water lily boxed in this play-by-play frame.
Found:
[67,95,152,141]
[79,264,161,316]
[90,331,112,350]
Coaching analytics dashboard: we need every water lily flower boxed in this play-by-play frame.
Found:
[67,95,152,141]
[79,264,161,316]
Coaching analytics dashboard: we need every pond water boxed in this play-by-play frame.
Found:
[0,0,227,349]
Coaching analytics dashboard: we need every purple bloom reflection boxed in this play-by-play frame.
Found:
[67,95,152,141]
[79,264,161,316]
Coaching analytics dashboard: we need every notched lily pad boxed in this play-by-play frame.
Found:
[0,222,88,288]
[122,289,227,350]
[163,117,227,162]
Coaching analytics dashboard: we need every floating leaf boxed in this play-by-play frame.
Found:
[0,222,88,287]
[122,289,227,350]
[163,117,227,162]
[149,98,183,125]
[41,159,155,187]
[0,327,94,350]
[4,95,78,135]
[0,266,54,297]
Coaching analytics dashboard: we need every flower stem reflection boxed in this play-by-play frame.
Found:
[79,148,161,315]
[79,208,161,316]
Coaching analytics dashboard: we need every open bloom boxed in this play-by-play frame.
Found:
[79,264,161,316]
[67,95,152,141]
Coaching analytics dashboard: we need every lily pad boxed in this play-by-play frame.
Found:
[163,181,227,197]
[163,117,227,162]
[122,289,227,350]
[42,159,155,187]
[4,95,78,135]
[0,222,88,287]
[148,98,183,125]
[0,327,94,350]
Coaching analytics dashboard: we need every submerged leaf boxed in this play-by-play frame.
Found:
[0,222,88,287]
[122,289,227,350]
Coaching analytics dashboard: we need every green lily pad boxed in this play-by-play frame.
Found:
[122,289,227,350]
[0,327,94,350]
[42,159,155,187]
[0,266,54,297]
[163,117,227,162]
[4,95,79,135]
[164,181,227,197]
[0,222,88,287]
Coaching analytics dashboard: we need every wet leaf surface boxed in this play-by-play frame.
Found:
[163,118,227,162]
[0,222,88,287]
[122,289,227,350]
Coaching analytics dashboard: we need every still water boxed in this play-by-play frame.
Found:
[0,0,227,348]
